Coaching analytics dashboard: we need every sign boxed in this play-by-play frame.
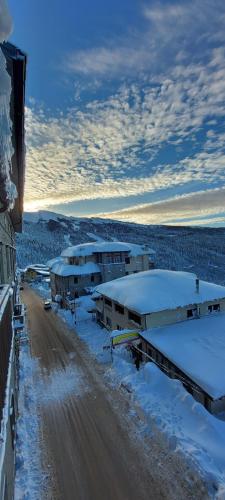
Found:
[111,331,139,347]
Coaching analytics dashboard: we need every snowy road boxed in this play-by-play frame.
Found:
[22,286,167,500]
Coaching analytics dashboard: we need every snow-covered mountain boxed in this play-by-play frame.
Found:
[16,210,225,285]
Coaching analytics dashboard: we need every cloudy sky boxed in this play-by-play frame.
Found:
[9,0,225,225]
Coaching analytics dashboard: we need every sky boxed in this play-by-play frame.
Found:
[8,0,225,226]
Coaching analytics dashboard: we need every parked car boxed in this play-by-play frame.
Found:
[43,300,52,310]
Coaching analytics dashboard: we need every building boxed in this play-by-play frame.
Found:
[139,313,225,414]
[50,241,155,301]
[0,41,26,499]
[23,264,49,282]
[94,269,225,331]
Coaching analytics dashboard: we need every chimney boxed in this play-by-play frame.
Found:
[196,278,199,294]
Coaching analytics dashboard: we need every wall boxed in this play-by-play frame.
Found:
[51,272,101,299]
[96,297,145,330]
[0,212,15,285]
[145,297,225,329]
[125,254,149,274]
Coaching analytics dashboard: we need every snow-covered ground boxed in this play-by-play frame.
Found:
[58,295,225,497]
[15,340,46,500]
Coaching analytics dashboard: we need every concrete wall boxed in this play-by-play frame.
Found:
[0,213,16,285]
[125,254,149,274]
[145,297,225,329]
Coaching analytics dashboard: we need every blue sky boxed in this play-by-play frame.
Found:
[8,0,225,225]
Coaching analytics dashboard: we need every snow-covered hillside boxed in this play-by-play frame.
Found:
[16,211,225,285]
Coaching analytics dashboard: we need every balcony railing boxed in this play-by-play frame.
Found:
[0,285,13,430]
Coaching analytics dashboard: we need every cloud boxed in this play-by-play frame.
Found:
[24,0,225,226]
[0,0,13,42]
[65,1,225,79]
[98,188,225,226]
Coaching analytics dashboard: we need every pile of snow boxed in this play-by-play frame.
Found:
[15,343,46,500]
[61,241,154,258]
[47,256,63,269]
[95,270,225,314]
[38,364,89,406]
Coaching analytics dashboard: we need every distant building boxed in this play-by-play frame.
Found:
[94,269,225,331]
[23,264,49,282]
[50,241,155,301]
[0,41,26,499]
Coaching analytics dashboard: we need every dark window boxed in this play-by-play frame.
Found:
[208,303,220,312]
[128,311,141,325]
[106,316,112,327]
[74,277,78,284]
[125,257,130,264]
[117,325,121,330]
[105,298,112,307]
[91,275,94,282]
[187,308,197,318]
[115,303,124,315]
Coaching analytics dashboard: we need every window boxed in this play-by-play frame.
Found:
[128,311,141,325]
[208,303,220,313]
[91,275,95,282]
[106,316,112,327]
[74,277,78,284]
[115,303,124,315]
[125,257,130,264]
[105,298,112,307]
[114,254,122,263]
[187,308,197,318]
[117,325,121,330]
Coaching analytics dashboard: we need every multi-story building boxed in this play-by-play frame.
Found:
[0,41,26,499]
[94,269,225,331]
[50,241,155,300]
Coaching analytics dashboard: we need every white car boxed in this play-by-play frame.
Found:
[43,300,51,310]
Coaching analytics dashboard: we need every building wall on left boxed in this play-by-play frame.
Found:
[0,212,16,285]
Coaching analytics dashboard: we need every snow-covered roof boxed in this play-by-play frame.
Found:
[61,241,155,258]
[95,270,225,314]
[140,313,225,399]
[47,256,63,269]
[51,261,101,277]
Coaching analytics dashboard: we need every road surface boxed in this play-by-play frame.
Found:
[22,286,208,500]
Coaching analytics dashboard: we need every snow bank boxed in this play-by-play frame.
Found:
[95,269,225,314]
[15,343,46,500]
